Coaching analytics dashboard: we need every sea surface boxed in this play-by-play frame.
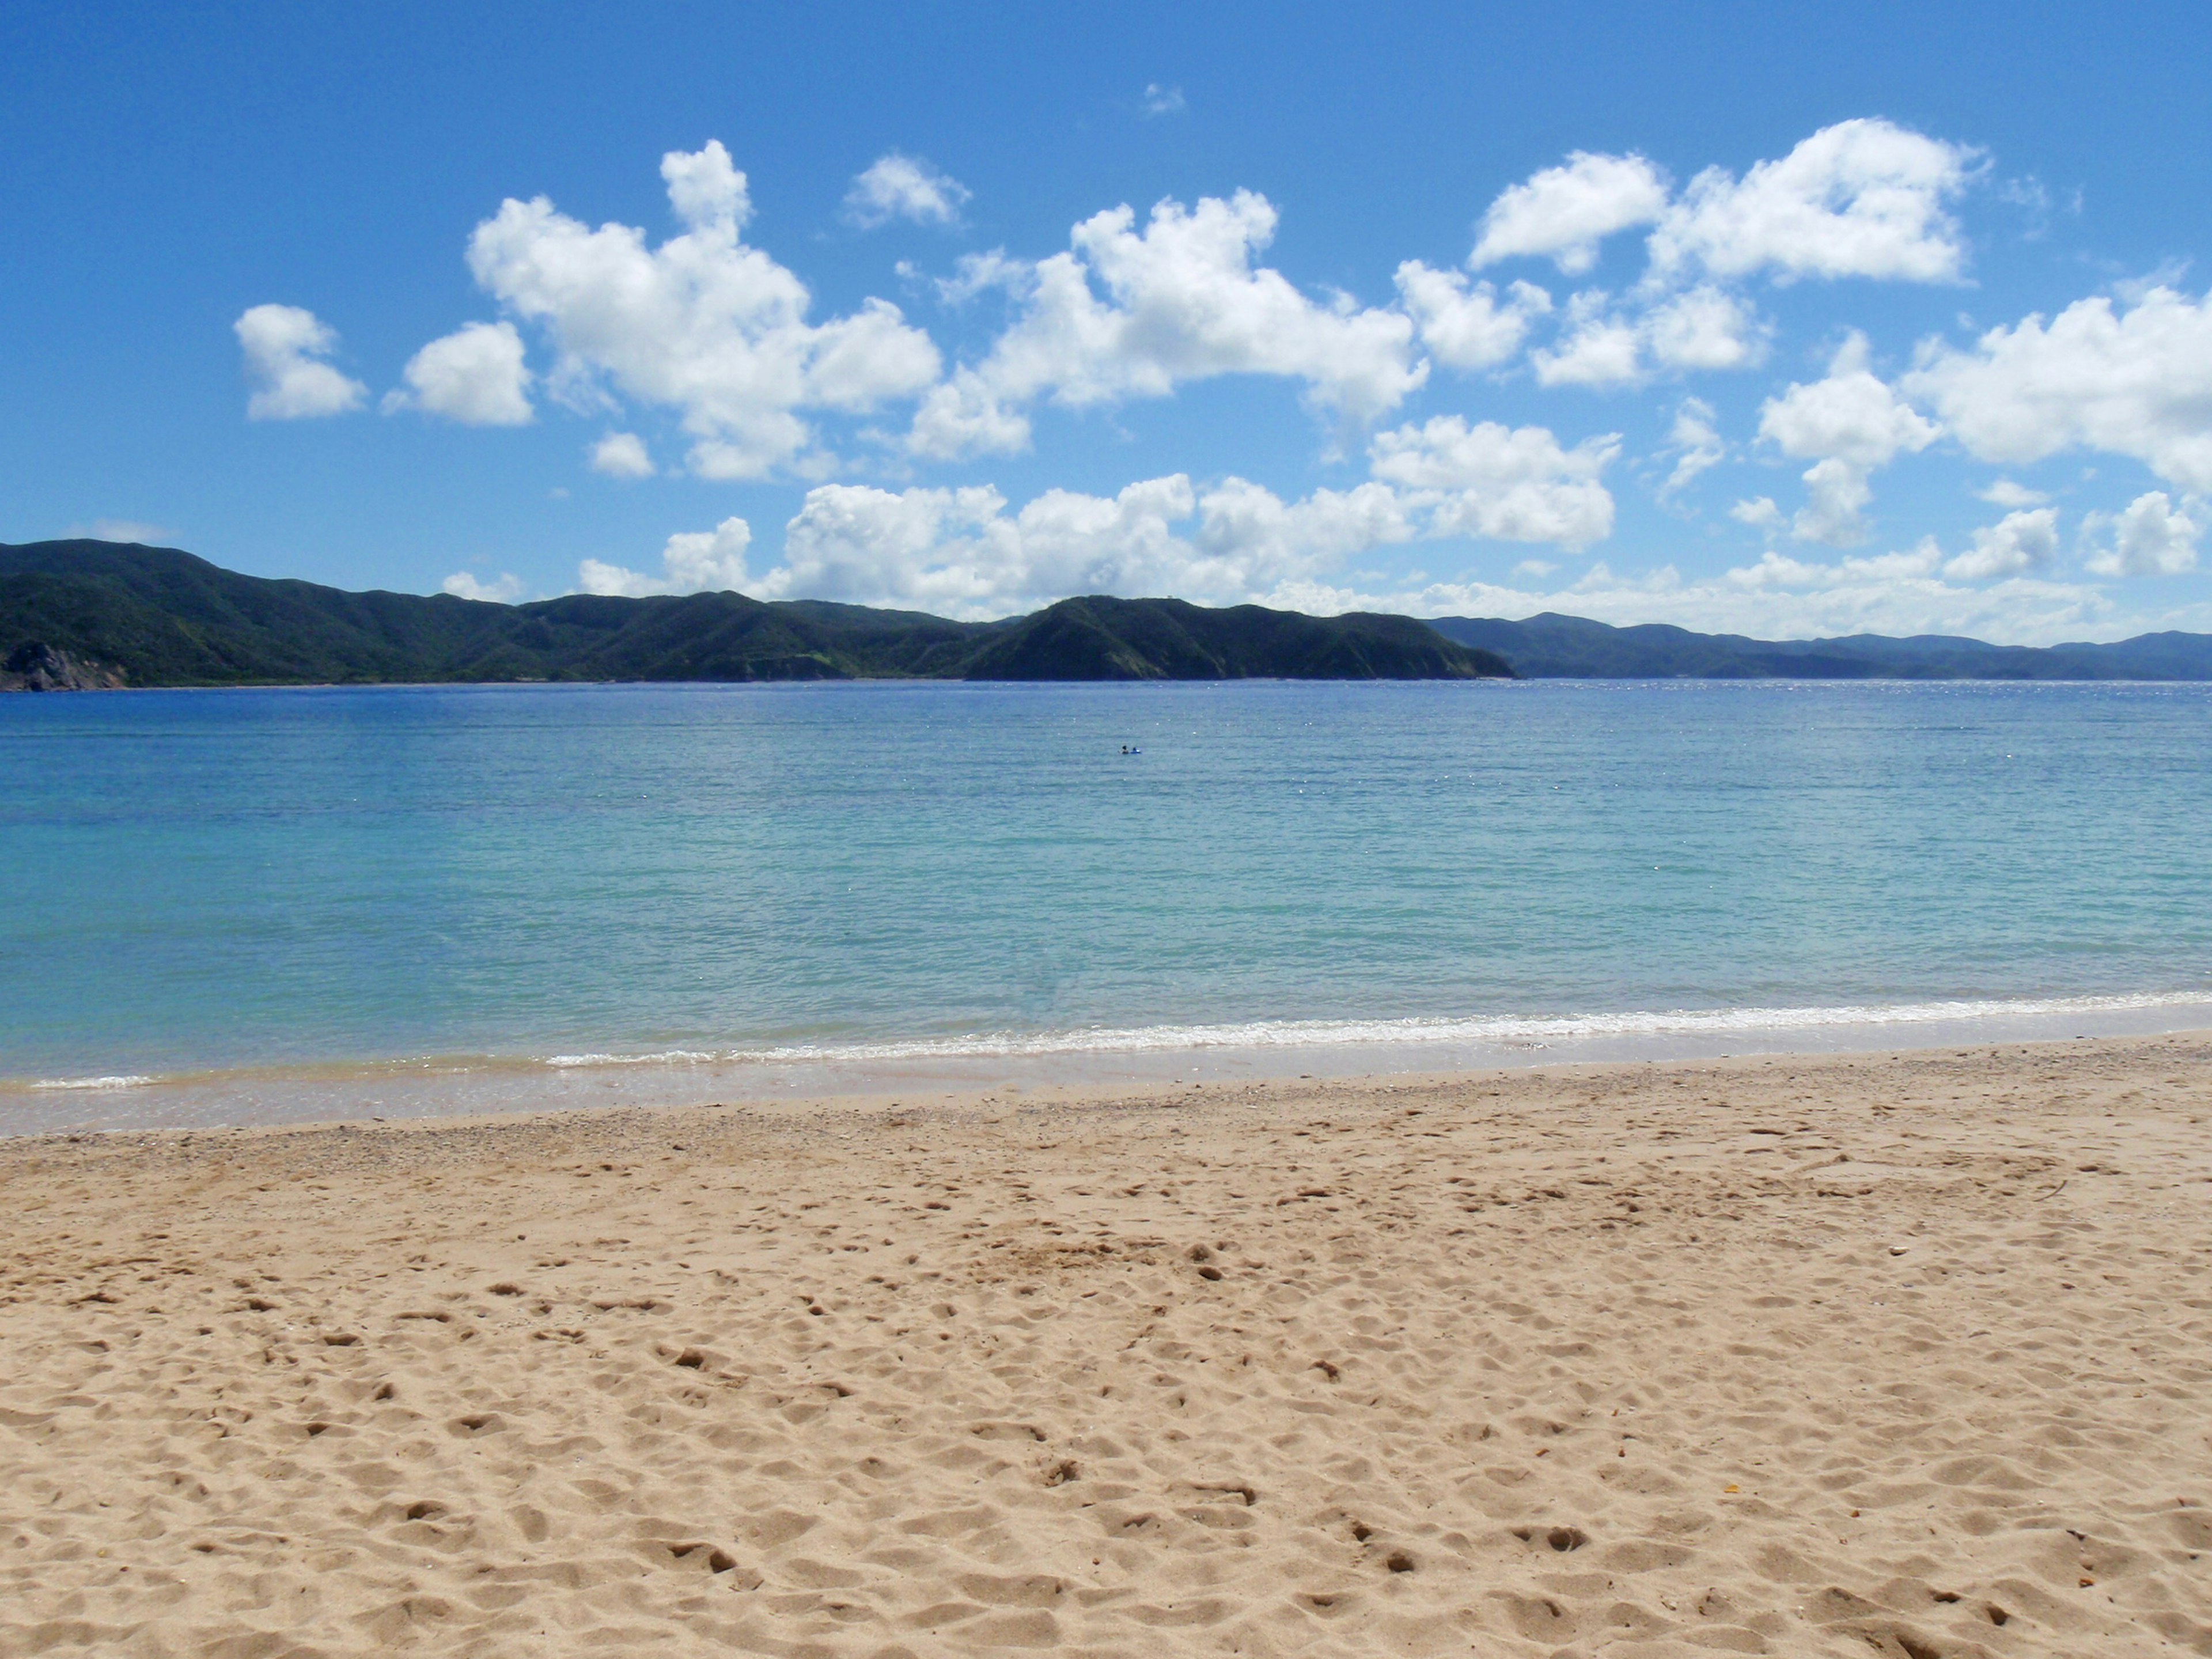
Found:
[5,678,2210,1131]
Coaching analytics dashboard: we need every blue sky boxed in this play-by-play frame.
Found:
[5,1,2211,641]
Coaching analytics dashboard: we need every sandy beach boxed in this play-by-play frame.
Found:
[3,1035,2209,1658]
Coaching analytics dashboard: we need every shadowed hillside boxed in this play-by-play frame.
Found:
[1427,612,2212,680]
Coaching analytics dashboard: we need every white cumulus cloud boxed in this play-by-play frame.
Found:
[1368,416,1619,549]
[1660,397,1727,496]
[766,479,1195,613]
[1730,496,1786,533]
[385,320,533,425]
[234,304,367,419]
[1647,118,1978,284]
[1756,333,1940,544]
[1904,286,2212,493]
[1393,264,1551,370]
[909,190,1425,459]
[1305,551,2122,647]
[440,571,525,603]
[463,140,941,479]
[569,464,2196,643]
[719,446,1609,619]
[1760,334,1940,466]
[844,153,970,228]
[1725,539,1943,588]
[590,432,655,478]
[1944,507,2059,581]
[2085,491,2200,577]
[1471,151,1670,275]
[1532,294,1645,388]
[1977,478,2049,508]
[1791,458,1878,548]
[1188,478,1415,585]
[928,248,1029,306]
[579,517,754,597]
[1531,286,1764,387]
[1643,286,1767,370]
[763,476,1415,616]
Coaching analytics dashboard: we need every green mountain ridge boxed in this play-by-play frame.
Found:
[9,540,2211,689]
[1427,612,2212,681]
[0,541,1513,685]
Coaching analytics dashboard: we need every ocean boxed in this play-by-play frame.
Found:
[6,677,2210,1131]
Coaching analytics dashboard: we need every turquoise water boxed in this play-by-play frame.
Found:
[4,680,2210,1123]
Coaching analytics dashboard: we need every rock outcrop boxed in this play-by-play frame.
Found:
[1,642,126,691]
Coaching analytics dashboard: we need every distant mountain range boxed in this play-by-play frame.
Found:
[6,540,2212,689]
[1427,613,2212,680]
[0,541,1510,686]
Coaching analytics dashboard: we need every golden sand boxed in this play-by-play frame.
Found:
[3,1036,2209,1657]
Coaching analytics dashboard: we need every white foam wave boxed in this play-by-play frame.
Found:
[12,991,2202,1100]
[533,990,2212,1071]
[547,1050,718,1068]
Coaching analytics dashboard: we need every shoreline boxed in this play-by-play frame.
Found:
[3,1032,2207,1656]
[11,992,2212,1138]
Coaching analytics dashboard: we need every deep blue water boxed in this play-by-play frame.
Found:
[3,679,2209,1092]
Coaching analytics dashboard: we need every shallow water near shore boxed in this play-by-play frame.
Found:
[6,677,2211,1130]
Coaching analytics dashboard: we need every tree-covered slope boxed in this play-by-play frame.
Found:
[961,596,1508,680]
[13,542,2208,688]
[0,542,1514,685]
